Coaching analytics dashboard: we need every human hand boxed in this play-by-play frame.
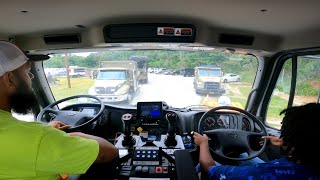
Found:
[48,121,71,130]
[192,132,209,146]
[260,136,283,147]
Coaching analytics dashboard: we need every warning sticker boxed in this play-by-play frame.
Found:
[163,27,175,36]
[174,28,181,36]
[157,27,164,35]
[181,28,192,36]
[157,27,193,36]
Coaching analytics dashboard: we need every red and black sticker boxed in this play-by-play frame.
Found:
[181,28,192,36]
[157,27,193,36]
[163,27,175,36]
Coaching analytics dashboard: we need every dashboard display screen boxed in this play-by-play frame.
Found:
[137,102,163,123]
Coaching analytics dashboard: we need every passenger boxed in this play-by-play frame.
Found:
[0,41,118,179]
[194,103,320,179]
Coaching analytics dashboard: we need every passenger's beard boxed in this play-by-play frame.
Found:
[10,80,39,115]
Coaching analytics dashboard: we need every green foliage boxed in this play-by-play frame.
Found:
[296,81,318,96]
[273,57,319,96]
[44,51,255,71]
[275,85,283,92]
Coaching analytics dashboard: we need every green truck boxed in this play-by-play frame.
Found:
[88,61,138,103]
[193,65,226,95]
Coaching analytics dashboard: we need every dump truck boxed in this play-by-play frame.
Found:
[194,65,226,95]
[129,56,148,83]
[88,61,138,103]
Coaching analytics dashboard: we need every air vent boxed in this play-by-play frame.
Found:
[219,33,254,45]
[43,34,81,44]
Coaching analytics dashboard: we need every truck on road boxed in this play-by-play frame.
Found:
[193,65,225,96]
[129,56,148,83]
[88,61,138,103]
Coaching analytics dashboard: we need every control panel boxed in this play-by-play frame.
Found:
[118,146,176,179]
[132,147,161,165]
[115,134,186,179]
[114,101,190,180]
[130,102,179,137]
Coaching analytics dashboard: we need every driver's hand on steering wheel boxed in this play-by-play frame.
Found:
[259,136,283,147]
[48,121,71,130]
[193,132,209,147]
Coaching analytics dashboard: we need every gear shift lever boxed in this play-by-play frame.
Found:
[122,113,136,147]
[165,113,177,147]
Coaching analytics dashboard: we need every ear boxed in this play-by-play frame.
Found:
[1,72,18,90]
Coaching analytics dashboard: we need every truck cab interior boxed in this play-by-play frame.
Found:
[1,1,320,179]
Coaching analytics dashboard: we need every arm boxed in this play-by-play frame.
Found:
[193,132,216,172]
[260,136,283,147]
[48,121,71,130]
[69,132,119,163]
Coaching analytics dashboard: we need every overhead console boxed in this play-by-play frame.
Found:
[103,23,196,43]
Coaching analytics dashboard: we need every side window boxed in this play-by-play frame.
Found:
[294,56,319,105]
[12,112,35,122]
[266,56,320,129]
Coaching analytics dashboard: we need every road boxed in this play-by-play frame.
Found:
[131,73,202,108]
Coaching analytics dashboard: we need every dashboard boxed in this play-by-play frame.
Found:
[61,102,257,141]
[51,101,273,179]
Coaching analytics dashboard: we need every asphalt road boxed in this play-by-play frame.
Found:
[131,73,202,108]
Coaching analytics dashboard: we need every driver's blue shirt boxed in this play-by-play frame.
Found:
[208,158,319,180]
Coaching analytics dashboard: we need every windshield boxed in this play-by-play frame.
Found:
[198,69,221,77]
[44,50,257,109]
[97,70,127,80]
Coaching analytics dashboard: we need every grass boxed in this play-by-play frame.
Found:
[50,77,95,101]
[228,90,235,96]
[239,86,251,96]
[267,96,288,119]
[229,97,247,108]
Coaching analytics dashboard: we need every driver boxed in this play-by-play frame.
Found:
[0,41,118,179]
[193,103,320,179]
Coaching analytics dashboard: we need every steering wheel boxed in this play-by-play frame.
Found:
[37,95,105,131]
[197,106,268,161]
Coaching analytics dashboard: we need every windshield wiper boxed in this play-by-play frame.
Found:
[167,107,189,112]
[183,105,214,111]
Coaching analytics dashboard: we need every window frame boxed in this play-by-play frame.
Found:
[255,47,320,129]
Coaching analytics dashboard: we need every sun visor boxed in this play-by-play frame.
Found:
[103,23,196,43]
